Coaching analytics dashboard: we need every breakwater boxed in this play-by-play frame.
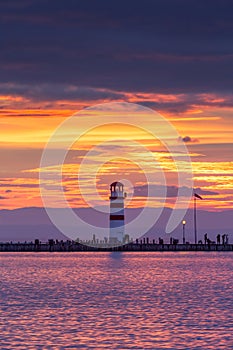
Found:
[0,241,233,252]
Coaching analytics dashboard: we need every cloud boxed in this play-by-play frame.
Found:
[0,183,38,188]
[133,184,218,198]
[194,187,219,196]
[0,1,232,94]
[178,136,199,143]
[0,196,7,199]
[5,189,12,193]
[0,83,232,114]
[138,93,233,114]
[0,83,125,103]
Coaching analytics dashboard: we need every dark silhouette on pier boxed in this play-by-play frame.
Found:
[0,237,232,252]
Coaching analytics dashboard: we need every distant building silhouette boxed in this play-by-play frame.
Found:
[109,181,126,243]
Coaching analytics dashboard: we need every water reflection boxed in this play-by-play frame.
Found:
[107,251,125,268]
[1,252,233,349]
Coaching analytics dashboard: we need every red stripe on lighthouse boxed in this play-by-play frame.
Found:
[110,215,124,220]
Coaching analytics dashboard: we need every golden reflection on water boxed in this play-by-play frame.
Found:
[1,252,233,349]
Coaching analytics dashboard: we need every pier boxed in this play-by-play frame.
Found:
[0,241,233,252]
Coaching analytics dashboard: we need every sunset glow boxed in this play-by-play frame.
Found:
[0,93,232,211]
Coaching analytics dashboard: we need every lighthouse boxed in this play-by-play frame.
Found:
[109,181,126,243]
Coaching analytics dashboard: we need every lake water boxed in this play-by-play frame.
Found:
[1,252,233,349]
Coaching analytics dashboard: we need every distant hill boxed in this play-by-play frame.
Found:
[0,207,232,243]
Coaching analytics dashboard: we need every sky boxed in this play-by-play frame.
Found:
[0,0,233,217]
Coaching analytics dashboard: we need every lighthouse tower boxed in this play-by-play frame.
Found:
[109,181,126,243]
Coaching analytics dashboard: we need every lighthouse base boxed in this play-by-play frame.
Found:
[109,221,124,243]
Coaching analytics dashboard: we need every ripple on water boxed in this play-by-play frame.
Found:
[0,252,233,349]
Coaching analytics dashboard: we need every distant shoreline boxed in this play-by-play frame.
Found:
[1,242,233,252]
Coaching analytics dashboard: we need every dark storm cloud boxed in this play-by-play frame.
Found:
[1,82,233,113]
[0,0,233,94]
[0,83,124,102]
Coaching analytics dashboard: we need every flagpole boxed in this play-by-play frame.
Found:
[194,195,197,244]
